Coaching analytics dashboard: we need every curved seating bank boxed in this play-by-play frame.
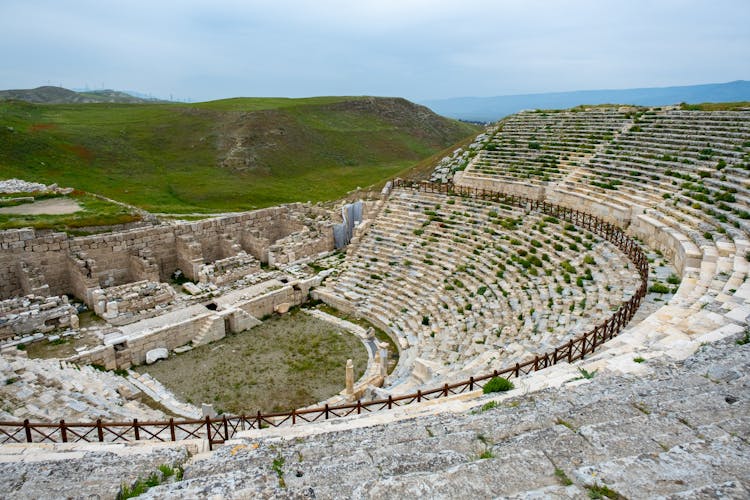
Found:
[0,181,649,449]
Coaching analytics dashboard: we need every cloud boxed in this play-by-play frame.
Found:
[0,0,748,100]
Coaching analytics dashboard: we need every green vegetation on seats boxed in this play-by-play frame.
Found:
[679,101,750,111]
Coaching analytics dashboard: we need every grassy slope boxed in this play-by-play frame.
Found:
[0,97,479,213]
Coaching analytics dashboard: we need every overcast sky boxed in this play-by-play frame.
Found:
[1,0,748,102]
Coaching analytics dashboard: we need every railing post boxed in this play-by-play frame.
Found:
[60,419,67,443]
[514,363,520,377]
[96,419,104,442]
[469,377,474,391]
[256,410,262,429]
[443,383,449,397]
[134,418,140,441]
[292,409,296,425]
[205,416,213,451]
[387,396,393,410]
[591,326,599,351]
[567,340,573,363]
[325,404,329,419]
[580,331,588,358]
[357,399,362,415]
[222,416,228,440]
[534,355,539,371]
[169,418,176,442]
[417,390,422,403]
[24,419,31,443]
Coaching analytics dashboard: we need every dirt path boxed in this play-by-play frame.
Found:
[0,197,82,215]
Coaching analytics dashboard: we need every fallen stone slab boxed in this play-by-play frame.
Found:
[145,348,168,364]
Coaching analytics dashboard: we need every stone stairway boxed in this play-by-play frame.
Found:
[134,332,750,499]
[127,371,202,419]
[191,314,223,346]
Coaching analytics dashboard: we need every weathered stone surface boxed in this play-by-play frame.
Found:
[274,302,291,314]
[135,334,749,499]
[182,282,202,295]
[0,445,190,500]
[145,347,168,364]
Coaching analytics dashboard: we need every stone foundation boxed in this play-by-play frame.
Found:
[91,280,176,324]
[0,295,78,341]
[0,204,336,304]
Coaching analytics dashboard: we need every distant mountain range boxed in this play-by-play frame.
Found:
[421,80,750,122]
[0,86,164,104]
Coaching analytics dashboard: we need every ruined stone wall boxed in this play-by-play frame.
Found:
[0,204,335,302]
[268,227,334,267]
[91,280,176,321]
[0,295,77,340]
[235,277,320,319]
[0,229,70,299]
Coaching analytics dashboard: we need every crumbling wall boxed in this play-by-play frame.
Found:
[0,229,69,298]
[198,253,261,287]
[0,295,78,341]
[0,204,336,301]
[91,280,176,322]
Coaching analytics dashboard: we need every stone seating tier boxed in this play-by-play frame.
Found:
[322,188,641,389]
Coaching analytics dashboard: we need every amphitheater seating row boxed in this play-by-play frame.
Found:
[320,188,642,388]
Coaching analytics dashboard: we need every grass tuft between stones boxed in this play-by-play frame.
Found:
[482,376,514,394]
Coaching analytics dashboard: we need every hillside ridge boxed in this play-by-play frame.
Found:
[0,86,162,104]
[0,96,479,213]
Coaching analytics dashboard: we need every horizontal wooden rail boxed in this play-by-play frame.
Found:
[0,180,649,450]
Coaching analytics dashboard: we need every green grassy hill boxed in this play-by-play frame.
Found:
[0,96,479,213]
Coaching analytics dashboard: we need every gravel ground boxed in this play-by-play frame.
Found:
[136,310,368,414]
[0,197,81,215]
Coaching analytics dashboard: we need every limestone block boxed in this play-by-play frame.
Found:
[145,348,168,364]
[183,282,202,295]
[202,404,217,418]
[274,302,291,314]
[106,301,119,316]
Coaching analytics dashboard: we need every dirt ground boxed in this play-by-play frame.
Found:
[136,310,368,414]
[0,197,82,215]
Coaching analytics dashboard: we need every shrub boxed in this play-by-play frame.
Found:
[483,376,514,393]
[649,282,670,294]
[666,273,681,285]
[421,316,430,326]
